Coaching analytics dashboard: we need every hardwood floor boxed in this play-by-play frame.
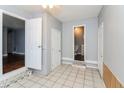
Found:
[3,53,25,74]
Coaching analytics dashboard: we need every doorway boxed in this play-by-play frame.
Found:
[74,26,85,62]
[2,14,25,74]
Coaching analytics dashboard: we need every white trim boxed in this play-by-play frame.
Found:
[0,9,26,20]
[62,58,98,65]
[62,57,74,61]
[62,61,73,65]
[85,60,98,64]
[85,60,98,69]
[62,57,98,68]
[3,52,25,57]
[86,64,98,69]
[0,9,26,78]
[12,52,25,55]
[72,24,87,61]
[0,67,27,81]
[62,57,74,64]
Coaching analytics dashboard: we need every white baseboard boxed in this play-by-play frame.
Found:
[12,52,25,55]
[62,57,74,61]
[85,60,98,69]
[62,61,73,65]
[3,52,25,56]
[62,57,74,64]
[62,58,98,68]
[85,60,98,64]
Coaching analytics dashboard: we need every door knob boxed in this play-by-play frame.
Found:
[38,46,41,48]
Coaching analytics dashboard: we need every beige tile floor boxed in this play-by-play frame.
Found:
[4,64,105,88]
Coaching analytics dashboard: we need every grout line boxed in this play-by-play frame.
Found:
[50,64,69,87]
[61,65,73,87]
[83,67,87,87]
[92,69,95,88]
[72,68,79,88]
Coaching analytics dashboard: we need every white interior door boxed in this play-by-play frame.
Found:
[98,23,104,77]
[25,18,42,70]
[51,28,61,70]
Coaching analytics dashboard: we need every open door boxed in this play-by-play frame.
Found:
[25,18,42,70]
[98,23,104,77]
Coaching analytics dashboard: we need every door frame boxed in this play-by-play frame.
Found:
[98,22,104,77]
[73,24,87,62]
[0,9,27,79]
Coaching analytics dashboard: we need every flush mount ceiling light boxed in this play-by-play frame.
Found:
[42,5,62,16]
[42,5,55,9]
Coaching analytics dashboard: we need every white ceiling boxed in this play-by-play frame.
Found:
[0,5,102,22]
[49,5,102,22]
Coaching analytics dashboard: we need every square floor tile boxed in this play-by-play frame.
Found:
[63,80,74,87]
[85,76,93,81]
[75,78,84,83]
[84,85,94,88]
[23,81,34,88]
[60,75,68,79]
[73,83,83,88]
[52,83,63,88]
[84,80,93,87]
[67,77,76,81]
[62,85,72,88]
[94,82,105,88]
[54,73,61,77]
[7,83,21,88]
[56,79,65,84]
[17,79,29,85]
[37,78,47,85]
[49,76,59,82]
[69,74,77,77]
[30,83,42,88]
[43,80,55,87]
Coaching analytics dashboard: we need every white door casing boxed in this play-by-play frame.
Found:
[0,9,27,79]
[51,28,61,70]
[98,23,104,77]
[25,18,42,70]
